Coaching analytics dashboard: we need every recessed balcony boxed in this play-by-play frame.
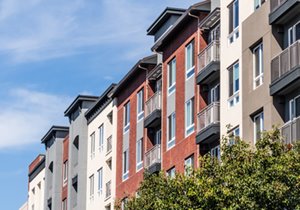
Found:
[144,91,162,128]
[196,102,220,145]
[281,116,300,145]
[269,0,300,24]
[145,144,161,174]
[270,40,300,96]
[196,41,220,85]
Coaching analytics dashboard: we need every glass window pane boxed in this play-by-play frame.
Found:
[296,23,300,41]
[234,63,239,92]
[295,97,300,117]
[234,0,239,28]
[229,67,233,96]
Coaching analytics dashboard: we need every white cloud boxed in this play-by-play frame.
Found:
[0,0,198,63]
[0,88,71,149]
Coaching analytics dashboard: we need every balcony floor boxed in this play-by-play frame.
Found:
[196,122,220,145]
[196,61,220,85]
[144,109,161,128]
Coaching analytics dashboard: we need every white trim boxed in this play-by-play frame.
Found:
[253,112,264,145]
[253,43,264,89]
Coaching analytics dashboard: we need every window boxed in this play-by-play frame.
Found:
[229,126,240,145]
[136,138,143,171]
[99,125,104,152]
[155,129,161,145]
[89,174,94,199]
[228,0,239,43]
[121,198,128,210]
[289,96,300,121]
[186,41,195,78]
[90,132,95,158]
[98,168,103,194]
[211,84,220,103]
[167,112,176,149]
[254,0,265,10]
[228,62,240,107]
[254,112,264,145]
[62,199,67,210]
[167,167,176,178]
[253,43,263,88]
[63,161,68,184]
[211,145,221,160]
[185,98,195,136]
[123,149,129,180]
[288,21,300,45]
[184,155,194,175]
[137,89,144,121]
[168,58,176,94]
[124,102,130,133]
[209,24,220,43]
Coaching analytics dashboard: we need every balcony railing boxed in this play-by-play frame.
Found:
[198,41,220,73]
[197,102,220,133]
[106,135,112,154]
[105,180,111,199]
[145,144,161,169]
[270,0,287,12]
[281,116,300,145]
[271,40,300,82]
[145,91,161,117]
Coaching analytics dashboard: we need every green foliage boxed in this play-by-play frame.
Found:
[120,128,300,210]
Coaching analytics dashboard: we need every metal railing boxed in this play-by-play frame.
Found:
[145,91,161,117]
[106,135,112,154]
[197,102,220,133]
[145,144,161,169]
[271,41,300,82]
[198,41,220,73]
[281,116,300,145]
[270,0,287,12]
[105,180,111,199]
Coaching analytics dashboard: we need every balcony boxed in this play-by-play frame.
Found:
[106,135,112,155]
[144,91,162,128]
[270,40,300,96]
[196,102,220,145]
[145,144,161,174]
[196,41,220,85]
[105,180,111,199]
[281,116,300,144]
[269,0,300,24]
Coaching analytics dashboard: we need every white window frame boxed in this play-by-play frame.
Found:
[137,89,144,121]
[90,132,95,159]
[211,145,221,160]
[253,43,264,89]
[289,95,300,121]
[185,98,195,136]
[167,167,176,178]
[185,41,195,79]
[155,129,161,145]
[99,125,104,152]
[136,138,143,171]
[168,58,176,95]
[124,102,130,133]
[211,83,220,103]
[167,112,176,150]
[229,126,240,145]
[122,149,129,181]
[288,21,300,46]
[97,168,103,194]
[228,0,239,43]
[89,174,94,200]
[253,112,264,145]
[228,62,240,107]
[62,199,67,210]
[63,160,68,185]
[184,155,194,175]
[254,0,265,10]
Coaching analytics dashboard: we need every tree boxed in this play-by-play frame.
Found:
[117,128,300,210]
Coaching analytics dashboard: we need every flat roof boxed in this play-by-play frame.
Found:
[64,95,98,117]
[41,125,69,144]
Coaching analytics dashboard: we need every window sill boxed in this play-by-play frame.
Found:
[167,138,175,150]
[123,124,130,134]
[168,84,176,95]
[186,67,195,79]
[228,91,240,107]
[185,125,195,137]
[228,27,239,44]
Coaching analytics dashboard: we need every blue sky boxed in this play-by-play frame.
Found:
[0,0,198,209]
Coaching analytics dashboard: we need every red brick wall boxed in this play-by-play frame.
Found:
[115,70,147,200]
[161,13,208,173]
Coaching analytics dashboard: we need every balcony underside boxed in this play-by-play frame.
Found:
[269,0,300,25]
[196,122,220,145]
[270,66,300,96]
[196,61,220,85]
[144,109,161,128]
[146,162,161,174]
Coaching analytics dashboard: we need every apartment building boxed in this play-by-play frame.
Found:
[41,126,69,210]
[27,154,46,210]
[84,84,117,210]
[64,95,98,210]
[113,55,158,202]
[150,2,210,175]
[62,136,69,210]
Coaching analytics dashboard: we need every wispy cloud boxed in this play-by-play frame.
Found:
[0,0,197,63]
[0,88,71,149]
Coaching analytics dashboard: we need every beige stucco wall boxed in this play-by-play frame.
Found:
[28,168,45,210]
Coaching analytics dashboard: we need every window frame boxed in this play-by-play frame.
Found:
[98,124,104,152]
[228,0,239,43]
[137,89,144,121]
[289,95,300,121]
[168,58,176,94]
[122,149,129,181]
[253,112,264,145]
[253,43,264,89]
[184,155,194,175]
[185,98,195,136]
[185,40,195,79]
[211,145,221,160]
[123,102,130,133]
[89,174,94,199]
[136,138,143,171]
[63,160,68,185]
[167,167,176,178]
[228,62,240,107]
[167,112,176,150]
[254,0,265,10]
[288,21,300,46]
[90,132,95,159]
[97,168,103,194]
